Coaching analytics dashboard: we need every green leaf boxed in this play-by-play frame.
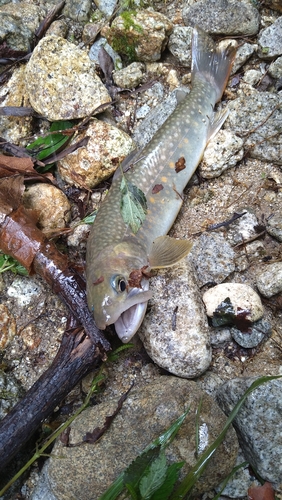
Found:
[26,120,73,161]
[150,462,184,500]
[125,482,139,500]
[120,176,147,234]
[139,452,168,499]
[124,447,161,492]
[0,253,28,276]
[81,211,97,224]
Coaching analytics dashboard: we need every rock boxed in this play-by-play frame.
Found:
[232,43,258,74]
[0,370,24,420]
[243,69,261,86]
[266,213,282,242]
[0,304,16,350]
[138,258,211,378]
[199,130,244,179]
[210,327,232,347]
[168,26,193,66]
[0,65,33,146]
[0,2,46,51]
[216,449,260,498]
[226,90,282,165]
[258,17,282,59]
[22,184,71,233]
[262,0,282,11]
[256,263,282,298]
[63,0,92,22]
[269,56,282,79]
[190,233,235,286]
[31,377,239,500]
[225,210,259,246]
[25,35,111,121]
[67,223,90,248]
[57,119,134,189]
[113,62,146,89]
[93,0,117,17]
[7,277,43,307]
[102,9,173,62]
[216,377,282,488]
[203,283,264,324]
[230,318,271,349]
[89,37,122,69]
[183,0,260,36]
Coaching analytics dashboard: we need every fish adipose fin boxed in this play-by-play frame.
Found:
[148,235,193,269]
[192,27,237,103]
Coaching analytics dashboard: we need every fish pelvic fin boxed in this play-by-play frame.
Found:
[192,27,237,103]
[148,235,193,269]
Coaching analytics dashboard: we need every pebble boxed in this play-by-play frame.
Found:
[57,118,134,189]
[89,37,122,69]
[203,283,264,324]
[0,304,17,350]
[0,2,46,51]
[31,377,238,500]
[93,0,117,17]
[225,210,259,247]
[22,184,71,232]
[7,277,43,307]
[25,35,111,121]
[256,262,282,298]
[269,56,282,79]
[231,43,258,74]
[63,0,91,22]
[102,9,173,62]
[113,62,145,89]
[168,25,193,66]
[258,16,282,59]
[231,318,271,349]
[138,258,211,378]
[216,377,282,488]
[266,213,282,242]
[190,233,235,287]
[183,0,260,36]
[199,130,244,179]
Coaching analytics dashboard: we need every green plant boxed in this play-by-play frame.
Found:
[0,253,28,276]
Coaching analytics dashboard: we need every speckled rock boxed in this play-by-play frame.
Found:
[31,377,239,500]
[0,370,24,420]
[63,0,91,22]
[22,184,71,232]
[199,130,244,179]
[57,119,134,189]
[266,213,282,242]
[203,283,264,324]
[183,0,260,36]
[0,304,16,350]
[243,69,261,86]
[231,43,258,74]
[225,210,259,247]
[168,26,193,66]
[258,17,282,59]
[216,450,260,498]
[231,318,271,349]
[7,277,43,307]
[0,65,33,146]
[226,91,282,165]
[102,9,173,62]
[256,263,282,298]
[216,377,282,488]
[93,0,117,17]
[138,258,211,378]
[190,233,235,287]
[25,35,111,121]
[0,2,46,51]
[113,62,145,89]
[269,56,282,79]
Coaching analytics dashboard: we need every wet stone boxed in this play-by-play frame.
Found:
[25,35,111,121]
[256,262,282,298]
[231,318,271,349]
[138,258,211,378]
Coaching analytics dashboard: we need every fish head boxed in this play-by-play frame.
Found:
[86,240,152,343]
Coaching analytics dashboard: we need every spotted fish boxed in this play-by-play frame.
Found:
[86,27,236,342]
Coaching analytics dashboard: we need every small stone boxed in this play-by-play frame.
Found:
[82,22,103,45]
[210,327,232,347]
[0,304,17,350]
[258,17,282,59]
[57,119,134,189]
[113,62,145,89]
[139,258,211,378]
[25,35,111,121]
[266,213,282,242]
[63,0,91,22]
[203,283,264,324]
[190,233,235,286]
[243,69,261,86]
[67,223,90,248]
[93,0,117,17]
[168,26,193,66]
[0,2,46,51]
[256,263,282,298]
[7,277,42,307]
[199,130,244,179]
[89,37,122,69]
[102,9,173,62]
[22,184,71,232]
[232,43,258,74]
[231,318,271,349]
[225,210,259,246]
[183,0,260,36]
[268,56,282,79]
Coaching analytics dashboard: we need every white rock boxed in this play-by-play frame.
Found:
[256,263,282,298]
[203,283,264,323]
[139,258,211,378]
[199,130,244,179]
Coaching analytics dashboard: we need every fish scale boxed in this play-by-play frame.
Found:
[86,28,236,342]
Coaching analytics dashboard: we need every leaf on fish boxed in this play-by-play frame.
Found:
[175,156,186,173]
[120,177,147,234]
[152,184,163,194]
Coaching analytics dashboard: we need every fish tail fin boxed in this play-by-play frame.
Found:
[191,27,236,102]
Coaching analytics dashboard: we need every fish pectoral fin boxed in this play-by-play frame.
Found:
[207,107,229,143]
[148,235,193,269]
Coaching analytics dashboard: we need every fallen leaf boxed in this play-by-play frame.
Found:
[248,482,275,500]
[152,183,163,194]
[175,156,186,173]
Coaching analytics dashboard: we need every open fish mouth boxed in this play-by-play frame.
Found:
[114,280,152,343]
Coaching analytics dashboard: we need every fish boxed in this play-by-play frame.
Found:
[86,27,236,343]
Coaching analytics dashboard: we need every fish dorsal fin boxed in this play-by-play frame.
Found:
[148,235,193,269]
[207,107,229,143]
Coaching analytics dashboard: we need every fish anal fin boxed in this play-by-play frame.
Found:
[148,235,193,269]
[207,107,229,143]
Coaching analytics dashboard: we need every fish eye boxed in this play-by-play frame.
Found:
[111,275,127,293]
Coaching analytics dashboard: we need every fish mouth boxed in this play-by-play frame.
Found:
[114,280,152,343]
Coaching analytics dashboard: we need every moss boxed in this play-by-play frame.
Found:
[120,10,143,33]
[108,10,143,63]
